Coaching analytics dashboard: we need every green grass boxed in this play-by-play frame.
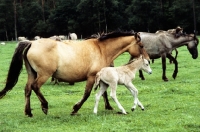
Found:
[0,40,200,132]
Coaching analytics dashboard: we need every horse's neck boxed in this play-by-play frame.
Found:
[101,37,135,62]
[127,59,142,73]
[169,35,192,48]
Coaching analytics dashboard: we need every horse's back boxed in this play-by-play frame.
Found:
[139,32,170,58]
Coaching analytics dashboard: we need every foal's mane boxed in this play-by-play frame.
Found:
[98,30,135,41]
[124,57,142,66]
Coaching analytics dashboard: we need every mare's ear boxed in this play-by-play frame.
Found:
[134,32,141,42]
[175,26,184,37]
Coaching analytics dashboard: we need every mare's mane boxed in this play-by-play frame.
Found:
[98,30,135,41]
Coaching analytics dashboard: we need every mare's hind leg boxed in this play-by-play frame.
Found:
[24,75,35,117]
[94,82,108,114]
[102,91,113,110]
[32,75,50,115]
[167,53,178,79]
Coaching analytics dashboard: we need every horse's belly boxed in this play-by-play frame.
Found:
[54,68,88,82]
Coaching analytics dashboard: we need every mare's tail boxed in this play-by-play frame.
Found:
[0,41,32,98]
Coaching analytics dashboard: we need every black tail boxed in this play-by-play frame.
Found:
[0,41,32,98]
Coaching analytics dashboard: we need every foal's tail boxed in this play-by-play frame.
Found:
[94,72,101,91]
[0,41,32,98]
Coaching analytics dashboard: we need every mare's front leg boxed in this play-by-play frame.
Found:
[71,76,95,115]
[126,82,144,111]
[167,53,178,79]
[139,70,145,80]
[161,54,168,81]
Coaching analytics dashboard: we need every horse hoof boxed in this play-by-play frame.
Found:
[163,78,169,81]
[117,112,127,115]
[131,108,135,111]
[25,113,33,117]
[69,82,75,85]
[172,74,177,79]
[70,112,77,116]
[105,106,114,110]
[142,108,145,111]
[42,108,48,115]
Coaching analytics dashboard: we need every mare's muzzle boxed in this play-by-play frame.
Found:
[188,47,198,59]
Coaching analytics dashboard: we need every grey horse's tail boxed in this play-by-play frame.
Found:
[0,41,32,98]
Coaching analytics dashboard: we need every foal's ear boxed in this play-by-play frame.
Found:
[140,54,143,59]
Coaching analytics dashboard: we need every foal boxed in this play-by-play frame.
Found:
[93,55,152,114]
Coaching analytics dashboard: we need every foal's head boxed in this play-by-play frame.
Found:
[140,56,152,74]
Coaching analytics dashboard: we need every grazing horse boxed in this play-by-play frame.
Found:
[0,30,150,117]
[134,28,198,81]
[68,33,77,40]
[93,55,152,114]
[153,26,183,64]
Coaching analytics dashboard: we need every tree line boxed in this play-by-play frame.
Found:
[0,0,199,41]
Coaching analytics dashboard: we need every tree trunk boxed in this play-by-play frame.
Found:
[13,0,17,41]
[42,0,45,22]
[103,0,107,33]
[193,0,196,35]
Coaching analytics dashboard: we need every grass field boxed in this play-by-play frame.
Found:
[0,40,200,132]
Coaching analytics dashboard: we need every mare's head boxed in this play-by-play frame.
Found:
[168,27,198,59]
[185,34,199,59]
[127,32,150,62]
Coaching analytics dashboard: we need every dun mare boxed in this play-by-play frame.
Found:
[0,31,149,117]
[132,27,198,81]
[93,55,152,114]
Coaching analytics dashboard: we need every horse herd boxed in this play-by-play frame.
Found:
[0,27,198,117]
[18,32,78,42]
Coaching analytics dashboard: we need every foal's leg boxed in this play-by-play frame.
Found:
[94,82,108,114]
[126,82,144,111]
[110,83,127,114]
[167,53,178,79]
[161,54,168,81]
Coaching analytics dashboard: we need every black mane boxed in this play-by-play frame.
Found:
[99,30,135,41]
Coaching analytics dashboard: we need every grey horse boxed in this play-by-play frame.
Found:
[132,27,199,81]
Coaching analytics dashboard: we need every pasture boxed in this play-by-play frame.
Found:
[0,40,200,132]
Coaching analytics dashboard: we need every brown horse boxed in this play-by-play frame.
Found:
[134,27,199,81]
[0,30,150,117]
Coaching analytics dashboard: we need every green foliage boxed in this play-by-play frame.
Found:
[0,39,200,131]
[0,0,200,40]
